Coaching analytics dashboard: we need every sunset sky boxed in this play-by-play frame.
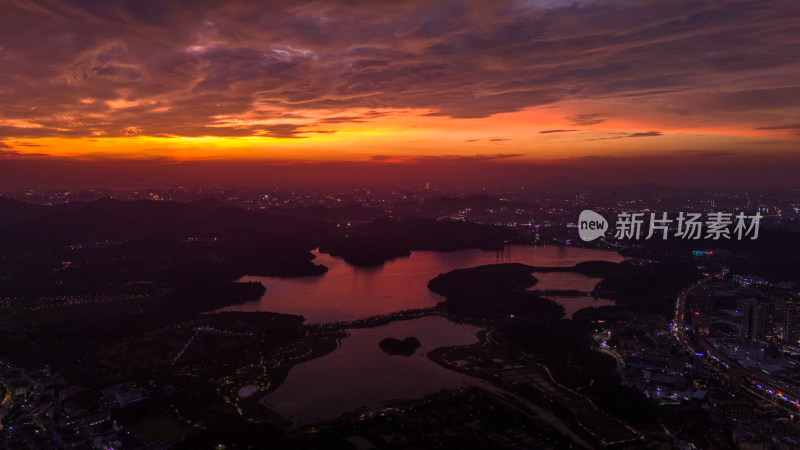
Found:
[1,0,798,189]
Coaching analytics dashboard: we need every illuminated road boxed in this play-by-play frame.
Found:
[670,267,800,412]
[671,267,728,351]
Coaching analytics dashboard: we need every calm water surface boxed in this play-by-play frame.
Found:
[261,316,482,424]
[240,246,622,430]
[220,245,623,322]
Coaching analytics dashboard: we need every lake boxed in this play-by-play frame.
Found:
[220,245,623,322]
[261,314,595,447]
[239,245,622,434]
[260,315,482,424]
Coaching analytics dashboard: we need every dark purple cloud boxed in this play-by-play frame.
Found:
[628,131,663,137]
[755,123,800,130]
[585,131,664,141]
[566,114,608,126]
[465,138,512,142]
[0,0,798,140]
[0,140,47,158]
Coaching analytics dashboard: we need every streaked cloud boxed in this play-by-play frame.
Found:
[566,114,608,126]
[628,131,663,138]
[755,123,800,130]
[465,138,512,143]
[0,0,797,182]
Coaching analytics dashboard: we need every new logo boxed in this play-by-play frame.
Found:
[578,210,608,241]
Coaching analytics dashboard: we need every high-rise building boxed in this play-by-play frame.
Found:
[753,302,775,339]
[736,298,756,338]
[690,286,714,328]
[785,301,800,345]
[693,352,704,376]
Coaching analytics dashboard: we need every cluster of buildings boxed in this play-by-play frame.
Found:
[606,319,705,404]
[688,282,800,347]
[1,363,165,449]
[601,276,800,448]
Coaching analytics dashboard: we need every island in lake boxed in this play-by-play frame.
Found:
[379,337,421,356]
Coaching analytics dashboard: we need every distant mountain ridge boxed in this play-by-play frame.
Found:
[0,197,334,250]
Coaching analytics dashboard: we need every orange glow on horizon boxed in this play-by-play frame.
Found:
[4,105,795,163]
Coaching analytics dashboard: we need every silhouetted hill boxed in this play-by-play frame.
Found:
[428,263,538,296]
[189,198,230,209]
[622,228,800,283]
[593,260,703,316]
[320,218,514,266]
[426,264,564,320]
[0,196,49,228]
[0,198,334,250]
[322,234,411,267]
[566,260,622,278]
[0,199,334,296]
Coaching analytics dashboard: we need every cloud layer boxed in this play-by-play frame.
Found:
[0,0,798,143]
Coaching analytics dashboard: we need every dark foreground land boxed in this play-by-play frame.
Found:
[2,197,800,449]
[0,257,703,449]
